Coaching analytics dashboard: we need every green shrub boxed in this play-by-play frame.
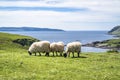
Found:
[13,38,39,46]
[107,49,119,53]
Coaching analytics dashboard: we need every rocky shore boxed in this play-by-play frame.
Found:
[82,39,120,50]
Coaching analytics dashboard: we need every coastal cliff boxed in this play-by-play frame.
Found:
[108,26,120,36]
[82,39,120,50]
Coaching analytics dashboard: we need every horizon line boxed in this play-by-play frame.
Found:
[0,26,110,31]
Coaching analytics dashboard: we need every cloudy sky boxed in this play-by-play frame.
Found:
[0,0,120,31]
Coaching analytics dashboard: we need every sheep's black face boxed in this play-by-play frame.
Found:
[63,53,67,58]
[28,51,32,55]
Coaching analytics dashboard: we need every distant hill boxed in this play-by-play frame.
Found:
[108,26,120,36]
[0,27,64,31]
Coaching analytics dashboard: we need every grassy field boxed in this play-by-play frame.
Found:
[0,32,120,80]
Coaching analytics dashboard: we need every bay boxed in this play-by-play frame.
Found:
[0,31,113,52]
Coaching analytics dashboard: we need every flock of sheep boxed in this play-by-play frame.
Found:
[28,40,81,58]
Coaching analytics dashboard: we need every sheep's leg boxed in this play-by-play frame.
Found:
[56,52,58,56]
[35,53,36,56]
[53,52,55,56]
[72,52,74,57]
[48,52,49,56]
[45,53,47,56]
[39,52,41,56]
[68,52,70,57]
[60,52,62,56]
[78,51,80,57]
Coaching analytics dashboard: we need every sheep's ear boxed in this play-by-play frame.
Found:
[63,53,67,58]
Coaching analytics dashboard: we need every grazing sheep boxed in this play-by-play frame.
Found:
[28,41,50,56]
[64,41,81,58]
[50,42,58,56]
[57,41,64,56]
[50,41,64,56]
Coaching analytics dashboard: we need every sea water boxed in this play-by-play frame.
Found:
[0,31,113,52]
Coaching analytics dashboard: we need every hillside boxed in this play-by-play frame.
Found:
[0,32,39,51]
[0,32,120,80]
[108,26,120,36]
[0,27,64,31]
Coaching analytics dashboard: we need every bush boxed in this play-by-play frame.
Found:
[13,38,39,46]
[107,49,119,53]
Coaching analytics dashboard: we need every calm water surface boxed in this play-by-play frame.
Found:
[1,31,113,52]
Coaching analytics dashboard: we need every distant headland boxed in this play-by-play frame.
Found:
[0,27,64,31]
[108,25,120,37]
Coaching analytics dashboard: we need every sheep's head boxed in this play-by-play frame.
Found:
[28,51,32,55]
[63,53,67,58]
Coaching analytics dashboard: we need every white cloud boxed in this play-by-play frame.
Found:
[0,10,118,30]
[0,0,120,30]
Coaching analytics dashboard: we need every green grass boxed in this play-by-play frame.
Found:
[0,32,120,80]
[0,32,38,51]
[104,39,120,48]
[96,39,120,49]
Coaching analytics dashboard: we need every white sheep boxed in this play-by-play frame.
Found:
[50,41,64,56]
[64,41,81,58]
[56,41,64,56]
[50,42,57,56]
[28,40,50,56]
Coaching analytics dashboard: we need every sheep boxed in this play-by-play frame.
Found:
[28,40,50,56]
[28,42,38,55]
[64,41,81,58]
[50,41,64,56]
[50,42,58,56]
[56,41,64,56]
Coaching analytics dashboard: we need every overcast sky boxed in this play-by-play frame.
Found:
[0,0,120,31]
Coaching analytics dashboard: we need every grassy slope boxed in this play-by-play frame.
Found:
[0,32,120,80]
[106,39,120,48]
[111,32,120,36]
[96,39,120,49]
[0,32,38,51]
[108,26,120,36]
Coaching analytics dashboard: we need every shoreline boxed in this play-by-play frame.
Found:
[82,39,120,50]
